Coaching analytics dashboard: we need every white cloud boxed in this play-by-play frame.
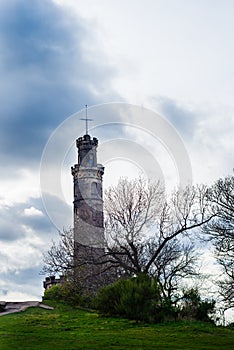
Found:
[57,1,234,105]
[0,234,44,273]
[0,168,40,206]
[53,0,234,186]
[24,207,44,217]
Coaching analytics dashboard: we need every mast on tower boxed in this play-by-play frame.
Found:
[80,104,93,135]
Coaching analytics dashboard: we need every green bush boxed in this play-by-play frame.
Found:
[95,273,164,322]
[94,282,121,315]
[43,285,64,302]
[154,298,178,323]
[180,288,215,322]
[196,300,216,322]
[43,281,93,307]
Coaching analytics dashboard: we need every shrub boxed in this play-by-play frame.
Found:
[94,282,121,315]
[180,288,215,322]
[154,299,178,323]
[95,273,163,322]
[43,282,89,306]
[196,300,216,322]
[43,284,64,302]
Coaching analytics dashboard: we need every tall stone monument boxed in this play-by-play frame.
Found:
[71,132,106,293]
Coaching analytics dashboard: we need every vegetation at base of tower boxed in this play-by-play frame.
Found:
[95,273,163,322]
[43,279,93,308]
[42,174,234,319]
[43,285,63,302]
[42,275,215,324]
[179,288,216,322]
[103,177,214,299]
[94,274,216,323]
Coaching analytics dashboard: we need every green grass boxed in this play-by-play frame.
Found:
[0,303,233,349]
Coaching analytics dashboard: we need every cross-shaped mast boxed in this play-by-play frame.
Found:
[81,104,93,135]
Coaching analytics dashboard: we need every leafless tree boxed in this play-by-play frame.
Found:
[204,175,234,309]
[41,228,74,276]
[41,227,117,293]
[42,177,216,298]
[104,177,164,273]
[104,177,215,297]
[149,239,199,301]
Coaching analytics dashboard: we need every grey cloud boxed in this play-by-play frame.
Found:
[152,96,197,139]
[0,0,120,300]
[0,266,44,300]
[0,197,57,242]
[40,192,73,232]
[0,207,26,241]
[0,0,117,167]
[6,266,42,285]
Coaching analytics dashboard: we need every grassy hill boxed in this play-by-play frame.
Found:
[0,303,233,349]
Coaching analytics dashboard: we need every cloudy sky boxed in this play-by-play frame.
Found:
[0,0,233,302]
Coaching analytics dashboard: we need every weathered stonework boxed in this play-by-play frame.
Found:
[43,275,64,290]
[71,134,106,293]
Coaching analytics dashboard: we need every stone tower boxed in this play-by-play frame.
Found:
[71,133,105,292]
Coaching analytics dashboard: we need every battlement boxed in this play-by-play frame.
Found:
[43,275,64,290]
[76,135,98,148]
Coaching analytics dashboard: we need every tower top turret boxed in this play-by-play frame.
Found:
[76,135,98,167]
[76,134,98,147]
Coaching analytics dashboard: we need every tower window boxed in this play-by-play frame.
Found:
[91,182,97,195]
[89,154,94,166]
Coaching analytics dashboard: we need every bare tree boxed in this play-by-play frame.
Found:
[41,227,117,293]
[41,228,74,276]
[150,239,199,301]
[204,175,234,309]
[42,177,215,299]
[104,177,215,297]
[104,177,164,274]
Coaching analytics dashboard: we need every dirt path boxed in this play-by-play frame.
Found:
[0,301,54,316]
